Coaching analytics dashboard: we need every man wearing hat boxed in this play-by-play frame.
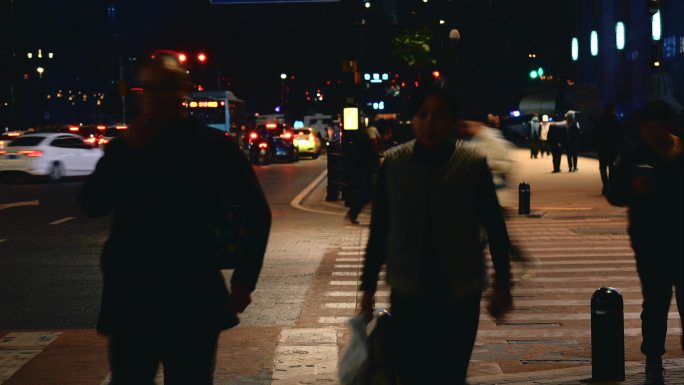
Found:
[80,52,271,384]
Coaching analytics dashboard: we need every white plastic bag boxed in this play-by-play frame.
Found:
[338,315,369,385]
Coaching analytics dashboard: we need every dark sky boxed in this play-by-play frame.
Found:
[9,0,575,113]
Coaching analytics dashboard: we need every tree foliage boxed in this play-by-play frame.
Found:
[392,28,437,68]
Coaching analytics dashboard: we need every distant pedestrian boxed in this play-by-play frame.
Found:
[529,114,541,158]
[565,110,581,172]
[539,114,551,158]
[345,125,380,224]
[359,86,513,385]
[594,104,623,194]
[606,100,683,385]
[547,118,568,173]
[80,52,272,385]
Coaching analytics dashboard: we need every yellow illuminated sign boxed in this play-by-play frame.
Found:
[343,107,359,131]
[187,100,220,108]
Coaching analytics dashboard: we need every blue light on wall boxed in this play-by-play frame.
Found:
[616,22,625,50]
[590,31,599,56]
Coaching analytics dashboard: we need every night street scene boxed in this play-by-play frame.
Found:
[0,0,683,384]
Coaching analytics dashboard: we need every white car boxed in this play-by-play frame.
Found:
[0,133,103,180]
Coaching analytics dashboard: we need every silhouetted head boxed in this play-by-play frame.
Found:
[136,51,193,119]
[636,100,679,153]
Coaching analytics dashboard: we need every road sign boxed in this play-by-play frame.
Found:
[211,0,338,3]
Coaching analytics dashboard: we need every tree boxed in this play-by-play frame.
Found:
[392,28,437,68]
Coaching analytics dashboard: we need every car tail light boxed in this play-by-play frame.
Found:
[96,125,106,130]
[68,126,79,132]
[266,123,277,129]
[280,132,292,140]
[249,132,258,140]
[0,151,6,156]
[258,142,268,149]
[98,138,109,145]
[85,136,98,144]
[115,125,128,130]
[19,150,43,157]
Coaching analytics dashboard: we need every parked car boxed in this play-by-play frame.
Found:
[293,127,321,158]
[0,133,103,180]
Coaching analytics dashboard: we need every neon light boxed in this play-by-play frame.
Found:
[616,22,625,50]
[652,11,661,41]
[571,37,579,61]
[591,31,599,56]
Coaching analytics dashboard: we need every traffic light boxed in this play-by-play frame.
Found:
[432,70,441,79]
[529,70,538,79]
[197,53,207,63]
[537,67,544,76]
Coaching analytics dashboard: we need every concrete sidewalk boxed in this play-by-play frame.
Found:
[295,149,683,385]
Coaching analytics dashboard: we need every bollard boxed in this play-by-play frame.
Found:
[591,287,625,382]
[518,182,531,215]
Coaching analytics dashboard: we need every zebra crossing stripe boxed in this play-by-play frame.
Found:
[0,332,62,383]
[325,291,390,297]
[477,328,681,339]
[482,311,681,322]
[337,251,363,256]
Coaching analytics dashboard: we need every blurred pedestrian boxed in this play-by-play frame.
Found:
[80,52,272,385]
[458,107,514,196]
[547,117,568,173]
[606,100,683,385]
[345,125,380,225]
[539,114,551,158]
[359,87,513,385]
[529,114,541,159]
[594,104,623,194]
[565,110,581,172]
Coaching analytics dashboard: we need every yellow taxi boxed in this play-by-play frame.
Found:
[293,128,321,158]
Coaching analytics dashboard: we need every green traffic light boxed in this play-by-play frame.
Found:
[537,67,544,76]
[529,70,538,79]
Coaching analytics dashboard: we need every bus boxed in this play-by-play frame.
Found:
[183,91,246,136]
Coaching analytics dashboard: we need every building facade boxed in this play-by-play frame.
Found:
[573,0,683,123]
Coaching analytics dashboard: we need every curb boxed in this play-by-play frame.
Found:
[289,170,344,216]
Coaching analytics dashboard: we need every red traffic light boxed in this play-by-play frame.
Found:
[432,70,441,79]
[178,53,187,63]
[197,53,207,62]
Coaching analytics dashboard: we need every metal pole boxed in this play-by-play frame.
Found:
[119,61,126,124]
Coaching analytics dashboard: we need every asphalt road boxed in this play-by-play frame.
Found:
[0,156,327,330]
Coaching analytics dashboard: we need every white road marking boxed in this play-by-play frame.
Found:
[340,246,364,250]
[326,291,390,297]
[0,332,62,383]
[49,216,76,225]
[477,328,681,339]
[0,200,39,210]
[337,251,363,256]
[483,311,681,322]
[272,328,338,384]
[318,317,351,324]
[336,257,363,262]
[290,170,345,216]
[324,302,389,309]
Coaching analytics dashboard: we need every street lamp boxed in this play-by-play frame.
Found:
[36,67,45,78]
[280,73,287,80]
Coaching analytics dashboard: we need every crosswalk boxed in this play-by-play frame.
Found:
[316,217,682,377]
